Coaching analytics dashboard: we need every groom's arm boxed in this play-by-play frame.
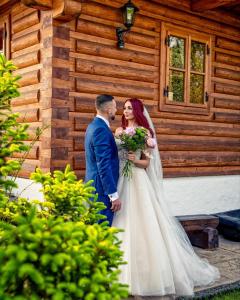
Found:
[92,127,118,196]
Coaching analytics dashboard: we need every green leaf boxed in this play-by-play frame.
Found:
[16,249,28,262]
[52,291,65,300]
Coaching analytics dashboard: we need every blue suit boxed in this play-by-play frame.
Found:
[85,117,119,225]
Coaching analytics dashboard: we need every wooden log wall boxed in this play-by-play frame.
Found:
[51,21,72,171]
[2,2,57,177]
[2,0,240,178]
[68,0,240,178]
[9,3,42,177]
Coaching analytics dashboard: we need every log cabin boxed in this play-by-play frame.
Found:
[0,0,240,216]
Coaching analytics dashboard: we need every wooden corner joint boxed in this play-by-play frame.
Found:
[21,0,82,20]
[53,0,82,21]
[21,0,52,10]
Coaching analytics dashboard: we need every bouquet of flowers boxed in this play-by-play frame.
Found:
[117,127,156,178]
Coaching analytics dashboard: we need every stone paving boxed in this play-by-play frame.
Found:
[127,235,240,300]
[194,235,240,293]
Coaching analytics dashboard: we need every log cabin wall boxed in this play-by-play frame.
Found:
[68,1,161,178]
[67,0,240,178]
[51,21,71,171]
[1,0,240,179]
[1,1,55,176]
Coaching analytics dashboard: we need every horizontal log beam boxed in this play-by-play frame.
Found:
[17,159,39,178]
[53,0,82,21]
[76,19,156,49]
[20,0,82,19]
[12,10,39,34]
[0,0,19,15]
[12,30,40,52]
[21,0,52,10]
[164,165,240,177]
[191,0,240,12]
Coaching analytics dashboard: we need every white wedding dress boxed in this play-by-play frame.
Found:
[112,109,220,297]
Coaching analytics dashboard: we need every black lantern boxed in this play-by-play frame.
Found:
[116,0,139,49]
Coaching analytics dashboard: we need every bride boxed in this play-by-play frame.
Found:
[112,98,220,297]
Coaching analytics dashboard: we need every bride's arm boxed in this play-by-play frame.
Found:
[128,152,150,169]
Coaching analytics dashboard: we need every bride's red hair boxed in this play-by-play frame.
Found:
[121,98,154,137]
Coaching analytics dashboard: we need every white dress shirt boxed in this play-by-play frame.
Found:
[96,114,110,128]
[96,115,119,202]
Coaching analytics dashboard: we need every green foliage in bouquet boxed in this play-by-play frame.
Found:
[117,127,148,178]
[0,209,128,300]
[118,127,148,153]
[30,165,107,224]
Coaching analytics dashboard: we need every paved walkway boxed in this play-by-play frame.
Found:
[194,235,240,293]
[127,235,240,299]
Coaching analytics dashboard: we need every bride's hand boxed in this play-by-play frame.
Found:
[128,151,150,169]
[128,152,137,163]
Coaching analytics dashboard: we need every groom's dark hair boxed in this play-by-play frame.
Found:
[96,94,114,110]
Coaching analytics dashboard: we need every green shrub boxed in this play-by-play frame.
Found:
[0,197,53,224]
[0,54,29,195]
[0,209,128,300]
[0,166,129,299]
[0,165,107,225]
[0,54,47,198]
[30,165,107,224]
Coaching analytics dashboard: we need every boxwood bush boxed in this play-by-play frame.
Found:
[0,210,128,300]
[0,167,128,300]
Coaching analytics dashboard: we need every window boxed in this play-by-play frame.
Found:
[160,24,211,115]
[0,16,9,58]
[0,27,4,54]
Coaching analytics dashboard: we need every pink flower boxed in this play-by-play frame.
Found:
[146,137,156,148]
[125,127,136,136]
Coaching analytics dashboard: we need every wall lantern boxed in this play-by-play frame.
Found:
[116,0,139,49]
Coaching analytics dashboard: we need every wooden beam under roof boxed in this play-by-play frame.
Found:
[21,0,52,9]
[0,0,19,15]
[221,0,240,7]
[0,0,11,5]
[53,0,82,21]
[191,0,240,12]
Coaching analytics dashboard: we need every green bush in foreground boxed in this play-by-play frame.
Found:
[0,165,106,225]
[0,210,128,300]
[0,166,128,300]
[30,165,106,224]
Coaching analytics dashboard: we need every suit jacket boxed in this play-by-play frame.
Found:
[84,117,119,196]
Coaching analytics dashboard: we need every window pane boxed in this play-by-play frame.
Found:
[169,70,184,102]
[190,74,204,104]
[191,41,205,72]
[0,29,3,53]
[169,36,185,69]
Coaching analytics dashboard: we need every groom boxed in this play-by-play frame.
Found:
[84,94,122,226]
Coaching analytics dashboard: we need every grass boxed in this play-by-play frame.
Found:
[177,283,240,300]
[212,289,240,299]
